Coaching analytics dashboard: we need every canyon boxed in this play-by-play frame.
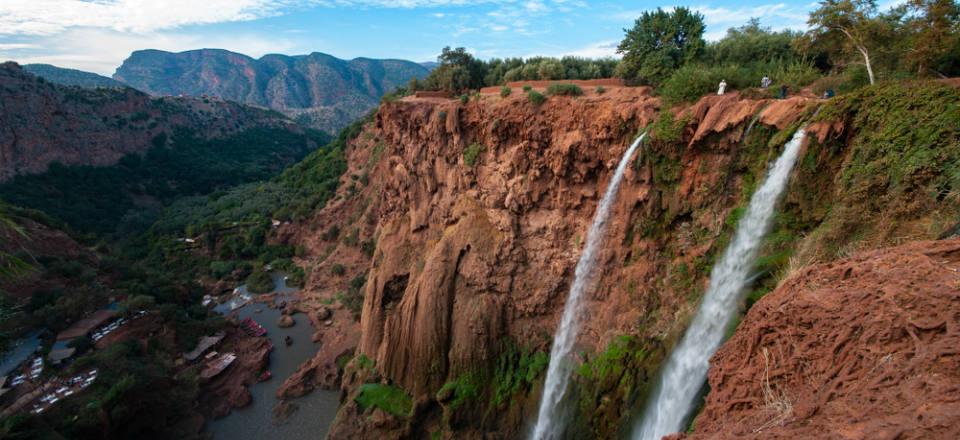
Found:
[275,81,959,438]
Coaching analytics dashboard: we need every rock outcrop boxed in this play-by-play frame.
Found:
[687,238,960,439]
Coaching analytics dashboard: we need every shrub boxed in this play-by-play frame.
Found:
[527,90,546,106]
[500,86,512,97]
[546,83,583,96]
[463,143,486,167]
[331,264,346,276]
[459,94,469,104]
[245,269,274,293]
[595,86,606,94]
[522,85,532,92]
[355,384,412,417]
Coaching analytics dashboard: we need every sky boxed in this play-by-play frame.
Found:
[0,0,819,76]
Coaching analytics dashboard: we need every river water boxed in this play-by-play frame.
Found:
[206,273,340,439]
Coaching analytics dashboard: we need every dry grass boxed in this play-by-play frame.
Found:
[754,347,793,433]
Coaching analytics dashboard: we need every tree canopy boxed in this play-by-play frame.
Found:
[615,7,706,85]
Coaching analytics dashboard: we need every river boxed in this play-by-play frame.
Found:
[206,273,340,439]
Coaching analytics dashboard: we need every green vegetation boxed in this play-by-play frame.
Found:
[650,110,691,144]
[527,90,546,106]
[546,83,584,96]
[437,371,482,411]
[245,269,274,294]
[0,127,327,236]
[573,335,660,439]
[422,46,617,93]
[499,86,512,97]
[616,7,706,85]
[463,143,486,167]
[595,86,606,94]
[492,344,549,406]
[338,274,367,319]
[355,383,413,417]
[522,85,532,92]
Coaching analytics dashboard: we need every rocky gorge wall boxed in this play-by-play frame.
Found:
[284,81,959,439]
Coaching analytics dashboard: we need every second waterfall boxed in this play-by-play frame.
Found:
[634,128,808,440]
[530,133,646,440]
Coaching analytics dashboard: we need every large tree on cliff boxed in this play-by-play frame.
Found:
[807,0,889,84]
[424,46,487,93]
[616,7,706,85]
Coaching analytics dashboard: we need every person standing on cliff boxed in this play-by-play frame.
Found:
[761,75,771,88]
[779,84,789,99]
[717,79,727,95]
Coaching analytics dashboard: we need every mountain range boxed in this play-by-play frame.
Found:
[22,64,125,88]
[112,49,430,133]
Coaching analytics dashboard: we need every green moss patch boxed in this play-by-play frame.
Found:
[355,383,413,417]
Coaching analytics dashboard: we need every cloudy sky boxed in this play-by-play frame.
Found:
[0,0,817,76]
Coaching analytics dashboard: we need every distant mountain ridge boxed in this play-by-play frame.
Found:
[23,64,126,88]
[113,48,429,133]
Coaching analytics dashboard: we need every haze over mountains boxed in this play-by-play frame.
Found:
[112,49,430,134]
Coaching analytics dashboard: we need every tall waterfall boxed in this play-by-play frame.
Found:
[634,128,807,440]
[531,133,646,440]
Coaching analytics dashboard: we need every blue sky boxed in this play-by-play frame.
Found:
[0,1,817,76]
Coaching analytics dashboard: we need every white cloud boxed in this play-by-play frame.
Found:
[561,40,620,58]
[612,3,812,41]
[0,28,298,75]
[0,0,308,36]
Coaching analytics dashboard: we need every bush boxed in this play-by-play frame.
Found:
[245,269,274,293]
[527,90,546,106]
[522,85,532,92]
[500,86,512,98]
[463,143,486,167]
[595,86,606,94]
[546,83,583,96]
[355,384,412,417]
[331,264,346,276]
[459,94,469,104]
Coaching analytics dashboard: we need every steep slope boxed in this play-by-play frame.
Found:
[0,61,296,182]
[279,81,958,439]
[22,64,126,88]
[687,238,960,439]
[113,49,430,133]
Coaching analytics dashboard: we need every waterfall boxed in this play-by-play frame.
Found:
[531,133,646,440]
[634,128,807,440]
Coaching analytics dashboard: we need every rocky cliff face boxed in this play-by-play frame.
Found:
[113,49,429,134]
[283,81,958,439]
[684,238,960,439]
[0,62,295,182]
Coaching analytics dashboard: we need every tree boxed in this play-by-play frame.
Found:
[616,7,706,85]
[706,18,803,66]
[808,0,887,84]
[423,47,487,92]
[906,0,960,76]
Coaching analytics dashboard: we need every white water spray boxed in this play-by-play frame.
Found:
[531,133,646,440]
[635,128,807,440]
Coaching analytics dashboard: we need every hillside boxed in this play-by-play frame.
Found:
[0,62,328,235]
[0,62,300,182]
[113,49,430,134]
[22,64,126,88]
